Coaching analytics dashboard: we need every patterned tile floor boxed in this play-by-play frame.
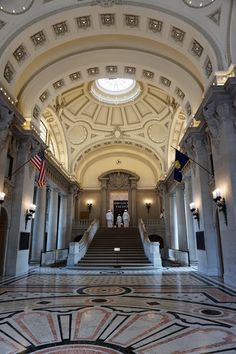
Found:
[0,266,236,353]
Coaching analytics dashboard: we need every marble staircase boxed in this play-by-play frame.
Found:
[77,227,153,268]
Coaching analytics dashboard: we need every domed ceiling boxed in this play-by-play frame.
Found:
[42,80,186,189]
[0,0,232,189]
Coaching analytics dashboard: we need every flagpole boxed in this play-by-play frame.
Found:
[11,146,48,177]
[171,146,214,177]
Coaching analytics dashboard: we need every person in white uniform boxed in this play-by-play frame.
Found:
[116,214,122,228]
[122,209,130,228]
[106,209,114,228]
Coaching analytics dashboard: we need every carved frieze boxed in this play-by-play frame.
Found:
[109,172,129,189]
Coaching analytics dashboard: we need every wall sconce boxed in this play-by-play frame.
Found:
[87,202,93,213]
[189,202,200,229]
[145,202,151,213]
[212,189,227,225]
[25,204,36,229]
[0,192,6,205]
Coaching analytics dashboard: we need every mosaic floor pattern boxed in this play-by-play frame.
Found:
[0,268,236,353]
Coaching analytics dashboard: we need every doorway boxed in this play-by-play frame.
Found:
[0,207,8,275]
[109,191,128,226]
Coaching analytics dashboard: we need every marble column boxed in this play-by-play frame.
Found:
[47,187,59,251]
[31,186,47,262]
[100,178,108,226]
[65,185,77,246]
[169,193,178,250]
[57,194,67,249]
[175,184,188,251]
[197,82,236,284]
[130,179,137,226]
[183,175,197,264]
[5,137,36,276]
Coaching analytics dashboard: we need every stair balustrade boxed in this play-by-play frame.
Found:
[67,219,99,266]
[138,219,162,268]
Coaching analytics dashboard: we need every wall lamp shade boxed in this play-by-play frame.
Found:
[145,202,151,213]
[0,192,6,204]
[212,189,227,225]
[189,202,200,228]
[87,202,93,213]
[25,204,36,229]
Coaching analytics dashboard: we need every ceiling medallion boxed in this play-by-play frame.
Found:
[182,0,215,8]
[0,0,34,14]
[90,78,141,105]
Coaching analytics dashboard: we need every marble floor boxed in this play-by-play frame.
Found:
[0,267,236,354]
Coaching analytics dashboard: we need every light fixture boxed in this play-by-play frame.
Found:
[212,189,227,225]
[0,192,6,205]
[189,202,200,229]
[87,201,93,213]
[25,204,36,229]
[145,201,151,213]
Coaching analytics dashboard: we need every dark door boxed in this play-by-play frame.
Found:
[114,200,128,226]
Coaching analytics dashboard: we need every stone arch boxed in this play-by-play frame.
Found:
[98,170,140,226]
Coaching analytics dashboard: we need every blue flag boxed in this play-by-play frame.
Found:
[174,150,189,182]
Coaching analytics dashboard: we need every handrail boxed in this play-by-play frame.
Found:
[138,218,162,268]
[67,219,99,266]
[40,248,68,266]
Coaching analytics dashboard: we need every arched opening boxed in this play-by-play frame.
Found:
[0,207,8,276]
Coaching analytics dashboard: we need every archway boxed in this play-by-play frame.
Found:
[0,207,8,275]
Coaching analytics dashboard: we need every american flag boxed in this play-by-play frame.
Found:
[30,150,46,187]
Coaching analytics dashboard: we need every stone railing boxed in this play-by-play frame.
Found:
[72,219,90,239]
[40,248,68,266]
[168,248,189,266]
[67,219,99,266]
[138,219,162,268]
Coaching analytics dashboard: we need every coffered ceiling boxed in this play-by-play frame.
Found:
[0,0,233,189]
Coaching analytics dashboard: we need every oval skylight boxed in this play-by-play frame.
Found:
[91,78,141,105]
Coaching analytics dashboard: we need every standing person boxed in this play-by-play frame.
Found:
[122,209,130,228]
[106,209,114,228]
[116,214,122,228]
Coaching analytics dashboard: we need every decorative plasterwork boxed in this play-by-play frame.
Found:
[143,70,154,79]
[53,79,65,90]
[69,71,81,81]
[31,30,46,46]
[106,65,117,74]
[76,16,91,29]
[148,18,163,33]
[175,87,185,100]
[52,21,68,36]
[125,15,139,28]
[124,66,136,75]
[191,40,203,57]
[4,62,15,83]
[33,104,40,119]
[160,76,171,87]
[208,8,221,26]
[0,20,6,30]
[100,13,115,26]
[13,44,28,63]
[205,57,213,78]
[171,26,185,43]
[39,90,49,102]
[87,67,99,76]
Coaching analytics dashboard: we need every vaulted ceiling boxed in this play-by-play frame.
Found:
[0,0,234,189]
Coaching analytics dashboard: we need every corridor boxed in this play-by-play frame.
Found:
[0,267,236,353]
